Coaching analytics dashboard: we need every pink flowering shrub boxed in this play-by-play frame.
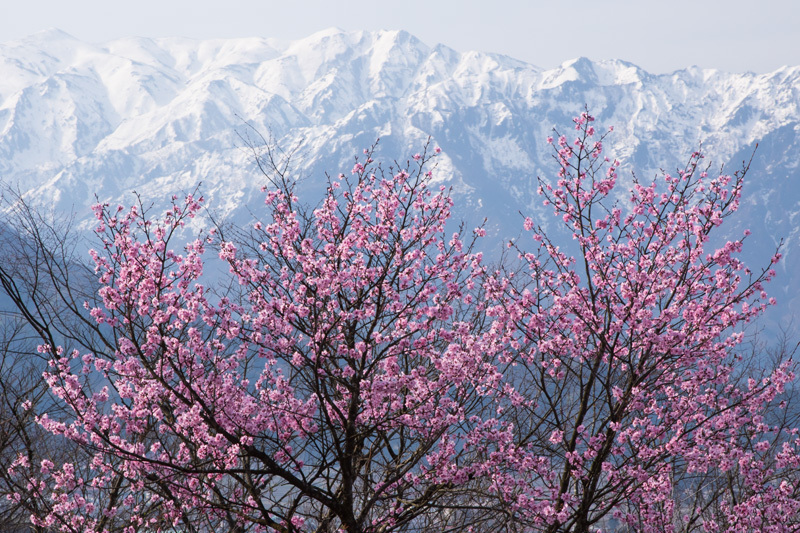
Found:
[13,116,800,532]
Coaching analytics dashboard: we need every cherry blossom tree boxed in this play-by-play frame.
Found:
[6,113,800,532]
[14,144,531,532]
[482,112,800,532]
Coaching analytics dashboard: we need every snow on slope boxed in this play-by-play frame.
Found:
[0,28,799,321]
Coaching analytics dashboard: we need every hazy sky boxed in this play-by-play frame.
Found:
[2,0,798,74]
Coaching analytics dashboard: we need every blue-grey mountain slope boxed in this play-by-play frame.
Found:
[0,28,798,322]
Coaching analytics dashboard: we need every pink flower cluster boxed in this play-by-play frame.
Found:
[17,123,800,532]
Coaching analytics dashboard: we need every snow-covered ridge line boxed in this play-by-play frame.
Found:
[0,28,798,319]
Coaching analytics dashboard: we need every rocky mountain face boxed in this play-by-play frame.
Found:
[1,28,798,324]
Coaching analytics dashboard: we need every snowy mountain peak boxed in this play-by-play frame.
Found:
[0,29,798,320]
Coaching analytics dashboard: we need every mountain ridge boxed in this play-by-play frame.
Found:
[0,27,798,321]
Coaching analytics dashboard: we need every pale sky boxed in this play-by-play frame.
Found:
[1,0,798,74]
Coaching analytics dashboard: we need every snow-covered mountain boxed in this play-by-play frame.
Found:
[1,28,799,322]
